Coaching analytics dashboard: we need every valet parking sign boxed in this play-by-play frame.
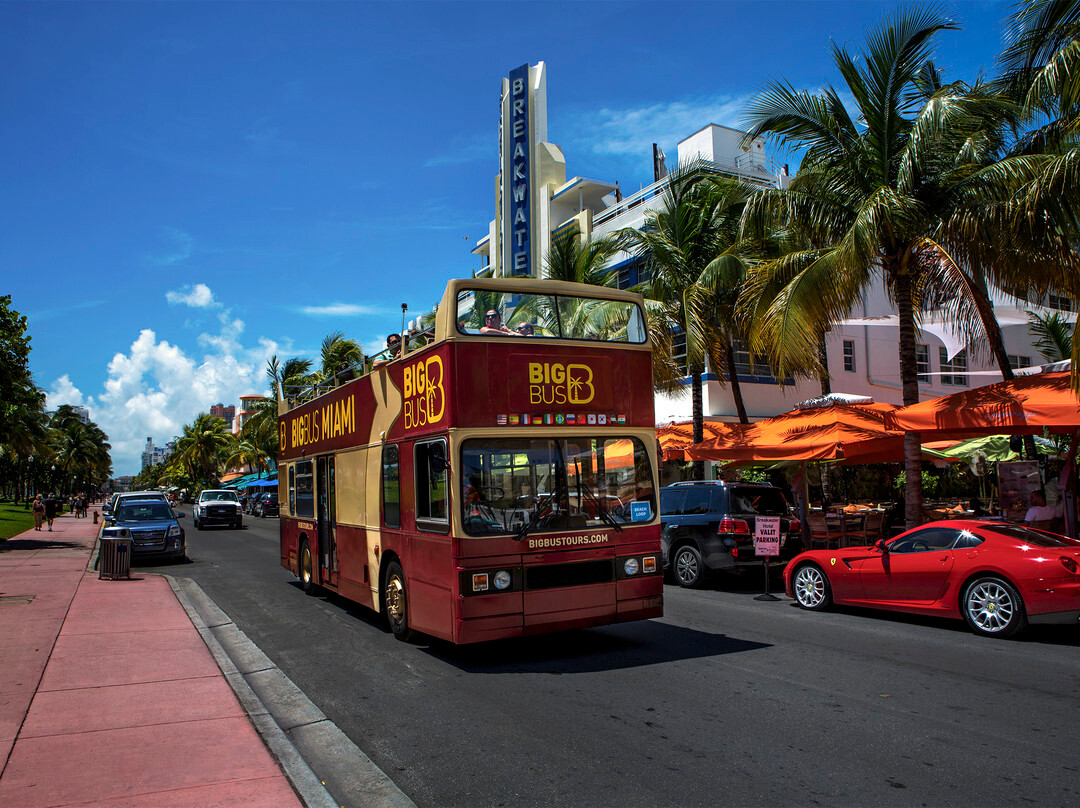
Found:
[754,516,781,557]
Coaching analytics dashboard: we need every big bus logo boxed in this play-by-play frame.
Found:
[404,355,446,429]
[528,362,595,406]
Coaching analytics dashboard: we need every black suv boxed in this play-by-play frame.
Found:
[660,481,803,587]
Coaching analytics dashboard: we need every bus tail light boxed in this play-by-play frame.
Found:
[719,518,750,535]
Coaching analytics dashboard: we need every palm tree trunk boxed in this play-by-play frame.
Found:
[969,274,1040,459]
[723,341,750,425]
[895,264,924,530]
[691,366,705,481]
[818,330,831,396]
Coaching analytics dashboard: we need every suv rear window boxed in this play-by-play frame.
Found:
[728,487,789,516]
[660,487,720,516]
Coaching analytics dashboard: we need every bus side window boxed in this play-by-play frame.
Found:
[415,439,448,530]
[294,461,314,518]
[288,465,296,515]
[383,445,400,528]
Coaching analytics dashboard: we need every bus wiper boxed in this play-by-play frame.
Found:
[574,463,623,533]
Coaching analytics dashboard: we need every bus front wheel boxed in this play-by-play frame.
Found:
[299,540,319,596]
[384,561,415,642]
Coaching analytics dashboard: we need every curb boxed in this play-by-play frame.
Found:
[167,576,416,808]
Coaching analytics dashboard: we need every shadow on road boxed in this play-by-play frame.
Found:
[423,619,772,673]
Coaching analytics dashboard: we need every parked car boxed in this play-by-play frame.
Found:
[785,520,1080,638]
[102,498,186,563]
[193,489,243,530]
[255,492,279,518]
[659,481,803,588]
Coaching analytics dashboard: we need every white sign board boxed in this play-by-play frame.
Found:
[754,516,781,557]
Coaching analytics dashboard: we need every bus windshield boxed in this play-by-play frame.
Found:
[456,289,647,343]
[461,436,655,536]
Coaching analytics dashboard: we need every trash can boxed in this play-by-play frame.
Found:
[99,529,132,581]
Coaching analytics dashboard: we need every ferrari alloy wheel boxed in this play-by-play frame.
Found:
[384,560,415,641]
[793,564,831,611]
[963,576,1027,638]
[672,545,707,588]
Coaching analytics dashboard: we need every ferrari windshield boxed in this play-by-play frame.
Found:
[461,436,655,536]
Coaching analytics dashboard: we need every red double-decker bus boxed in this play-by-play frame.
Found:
[277,278,663,644]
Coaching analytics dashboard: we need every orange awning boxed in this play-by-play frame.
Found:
[885,372,1080,439]
[684,403,900,464]
[658,420,753,461]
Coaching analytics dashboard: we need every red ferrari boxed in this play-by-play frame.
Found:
[784,520,1080,638]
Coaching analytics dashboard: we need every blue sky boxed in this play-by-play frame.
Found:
[2,0,1010,474]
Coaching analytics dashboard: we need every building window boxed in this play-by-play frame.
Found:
[731,340,778,383]
[1008,354,1032,370]
[940,348,968,386]
[1048,294,1073,312]
[916,344,930,383]
[672,331,688,376]
[842,339,856,372]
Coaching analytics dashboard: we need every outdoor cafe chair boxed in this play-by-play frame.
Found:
[844,510,883,546]
[805,512,832,550]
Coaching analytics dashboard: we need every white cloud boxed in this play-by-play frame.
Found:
[564,94,753,158]
[300,302,382,317]
[48,315,284,476]
[45,375,85,409]
[166,283,218,308]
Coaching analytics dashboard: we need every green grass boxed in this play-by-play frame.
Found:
[0,500,36,541]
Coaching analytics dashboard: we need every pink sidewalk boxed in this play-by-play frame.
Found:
[0,509,300,807]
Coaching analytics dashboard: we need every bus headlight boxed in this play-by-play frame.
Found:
[623,558,640,576]
[493,570,511,590]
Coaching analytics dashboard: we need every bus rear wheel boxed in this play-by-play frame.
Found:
[384,560,415,642]
[299,540,319,596]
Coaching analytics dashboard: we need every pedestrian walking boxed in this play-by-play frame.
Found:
[32,494,44,531]
[43,494,58,531]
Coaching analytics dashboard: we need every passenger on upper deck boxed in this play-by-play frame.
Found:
[480,310,516,336]
[372,333,402,368]
[516,321,535,336]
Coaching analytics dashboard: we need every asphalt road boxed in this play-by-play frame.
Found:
[141,512,1080,808]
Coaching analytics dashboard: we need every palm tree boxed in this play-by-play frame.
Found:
[742,6,1080,527]
[267,355,315,401]
[621,166,754,480]
[171,413,233,487]
[1028,309,1074,361]
[319,331,365,384]
[543,227,621,287]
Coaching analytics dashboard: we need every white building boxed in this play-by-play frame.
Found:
[140,437,173,470]
[470,62,1069,426]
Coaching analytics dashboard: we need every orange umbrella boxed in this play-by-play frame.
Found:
[684,403,900,464]
[657,420,753,461]
[885,371,1080,439]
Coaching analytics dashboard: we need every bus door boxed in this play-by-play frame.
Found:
[316,456,338,585]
